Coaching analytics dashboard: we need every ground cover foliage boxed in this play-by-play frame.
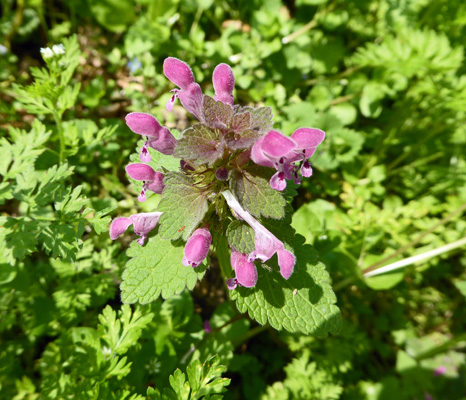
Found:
[1,0,466,398]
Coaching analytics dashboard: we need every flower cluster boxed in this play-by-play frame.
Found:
[40,44,66,60]
[110,57,325,289]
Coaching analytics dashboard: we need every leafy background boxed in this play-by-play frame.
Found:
[1,0,466,398]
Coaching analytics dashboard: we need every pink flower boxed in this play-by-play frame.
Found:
[125,163,165,202]
[226,251,258,289]
[163,57,204,122]
[222,190,296,281]
[251,128,325,191]
[110,212,162,245]
[182,228,212,268]
[213,63,235,105]
[125,113,176,162]
[433,366,447,376]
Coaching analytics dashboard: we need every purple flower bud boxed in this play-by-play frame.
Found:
[204,320,211,333]
[163,58,205,121]
[110,212,162,245]
[163,57,195,90]
[213,63,235,105]
[125,164,165,202]
[277,249,295,279]
[182,228,212,267]
[215,167,229,181]
[126,113,163,138]
[125,113,175,162]
[231,251,258,288]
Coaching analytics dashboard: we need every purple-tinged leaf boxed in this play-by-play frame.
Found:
[230,112,251,133]
[203,96,234,130]
[174,124,224,166]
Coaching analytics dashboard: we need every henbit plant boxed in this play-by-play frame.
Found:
[110,57,341,336]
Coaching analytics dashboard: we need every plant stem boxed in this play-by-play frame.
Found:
[364,237,466,277]
[52,110,65,165]
[362,203,466,275]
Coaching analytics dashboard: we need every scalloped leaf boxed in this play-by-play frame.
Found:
[226,220,255,254]
[229,217,341,336]
[241,106,274,134]
[121,234,206,303]
[173,124,224,166]
[229,167,285,219]
[203,96,234,130]
[157,172,208,241]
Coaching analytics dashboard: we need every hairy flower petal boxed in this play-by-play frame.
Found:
[126,113,163,138]
[109,217,133,240]
[125,163,157,181]
[110,212,162,245]
[147,127,177,155]
[277,249,295,279]
[250,136,275,168]
[270,172,287,191]
[231,251,258,288]
[291,127,325,149]
[163,57,195,90]
[222,190,296,280]
[178,83,204,121]
[182,228,212,267]
[213,63,235,105]
[260,130,297,159]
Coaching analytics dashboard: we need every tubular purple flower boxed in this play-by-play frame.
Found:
[213,63,235,105]
[163,57,204,121]
[251,128,325,191]
[222,190,296,280]
[125,163,165,202]
[182,228,212,268]
[110,212,162,245]
[227,251,258,289]
[125,113,176,162]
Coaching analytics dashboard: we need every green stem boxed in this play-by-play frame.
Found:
[231,325,268,347]
[52,110,65,165]
[364,236,466,277]
[362,203,466,275]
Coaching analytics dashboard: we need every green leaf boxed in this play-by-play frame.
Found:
[121,234,206,303]
[158,172,209,241]
[90,0,136,33]
[240,106,274,134]
[169,370,191,400]
[187,356,230,399]
[98,305,153,355]
[226,220,255,254]
[174,124,224,166]
[229,167,285,219]
[230,220,341,335]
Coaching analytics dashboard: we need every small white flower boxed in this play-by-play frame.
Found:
[52,43,66,55]
[40,47,54,59]
[0,44,7,55]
